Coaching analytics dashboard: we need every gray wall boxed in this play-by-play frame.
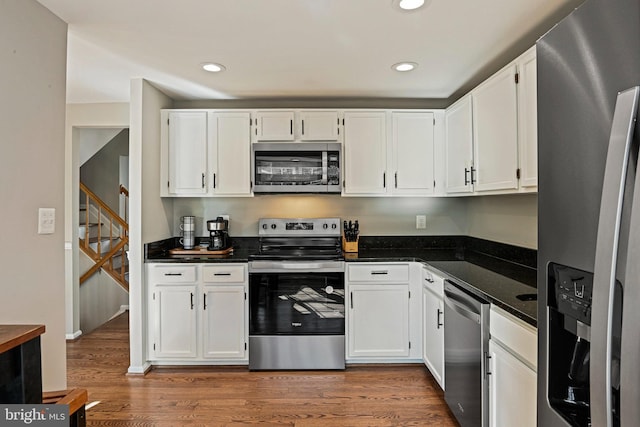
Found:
[173,196,469,237]
[172,194,537,249]
[467,193,538,249]
[80,129,129,212]
[0,0,68,390]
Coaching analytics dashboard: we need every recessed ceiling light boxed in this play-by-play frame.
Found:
[201,63,226,73]
[392,0,430,12]
[392,62,418,72]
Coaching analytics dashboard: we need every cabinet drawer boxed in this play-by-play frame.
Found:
[148,264,197,283]
[490,306,537,369]
[348,264,409,282]
[202,265,246,283]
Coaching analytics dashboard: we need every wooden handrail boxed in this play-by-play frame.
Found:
[80,238,128,284]
[81,182,128,231]
[79,182,129,290]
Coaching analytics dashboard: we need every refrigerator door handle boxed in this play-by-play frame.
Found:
[621,96,640,427]
[591,86,639,427]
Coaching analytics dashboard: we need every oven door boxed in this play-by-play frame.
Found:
[252,142,341,193]
[249,269,345,336]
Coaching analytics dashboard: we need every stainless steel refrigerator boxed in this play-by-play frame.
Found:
[537,0,640,426]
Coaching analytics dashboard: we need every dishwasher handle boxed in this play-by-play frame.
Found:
[444,282,485,324]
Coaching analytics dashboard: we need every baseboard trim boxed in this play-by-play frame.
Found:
[109,305,130,321]
[66,330,83,341]
[127,362,151,376]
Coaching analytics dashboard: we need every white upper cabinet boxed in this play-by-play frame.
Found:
[161,109,252,197]
[209,111,252,195]
[343,111,387,195]
[165,111,208,196]
[391,112,435,195]
[299,110,340,141]
[472,64,519,192]
[445,95,474,194]
[445,46,538,195]
[255,111,295,141]
[516,46,538,190]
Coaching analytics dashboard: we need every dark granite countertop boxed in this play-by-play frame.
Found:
[145,235,537,326]
[350,245,537,326]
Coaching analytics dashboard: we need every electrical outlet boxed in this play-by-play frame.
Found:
[416,215,427,229]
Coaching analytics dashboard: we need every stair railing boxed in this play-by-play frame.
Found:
[79,182,129,291]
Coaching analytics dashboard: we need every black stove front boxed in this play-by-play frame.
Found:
[248,218,345,370]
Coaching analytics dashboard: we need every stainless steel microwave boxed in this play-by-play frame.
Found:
[252,142,341,193]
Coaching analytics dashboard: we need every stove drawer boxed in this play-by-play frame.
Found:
[348,264,410,282]
[203,265,246,283]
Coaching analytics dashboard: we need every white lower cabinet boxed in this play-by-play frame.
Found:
[348,283,410,358]
[422,266,445,389]
[488,306,537,427]
[153,284,198,358]
[147,263,248,364]
[346,263,422,362]
[202,284,247,360]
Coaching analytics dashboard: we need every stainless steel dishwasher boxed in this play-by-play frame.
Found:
[443,279,490,427]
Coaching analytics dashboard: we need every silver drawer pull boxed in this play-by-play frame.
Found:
[213,273,232,276]
[371,271,389,275]
[164,272,183,276]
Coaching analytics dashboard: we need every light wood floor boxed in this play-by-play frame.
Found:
[66,313,458,426]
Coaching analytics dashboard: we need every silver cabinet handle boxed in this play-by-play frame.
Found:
[213,273,232,276]
[436,308,443,329]
[592,86,639,427]
[202,173,205,188]
[164,272,182,276]
[190,293,194,310]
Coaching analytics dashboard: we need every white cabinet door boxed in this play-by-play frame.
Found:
[167,111,208,195]
[423,285,445,389]
[445,96,474,194]
[299,111,339,141]
[343,112,387,195]
[202,284,246,359]
[348,284,409,358]
[517,47,538,189]
[392,112,435,195]
[472,65,519,192]
[488,339,537,427]
[151,285,198,358]
[255,111,295,141]
[209,112,252,195]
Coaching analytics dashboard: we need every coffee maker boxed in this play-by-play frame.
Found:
[207,217,230,250]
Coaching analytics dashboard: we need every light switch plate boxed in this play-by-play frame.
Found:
[38,208,56,234]
[416,215,427,229]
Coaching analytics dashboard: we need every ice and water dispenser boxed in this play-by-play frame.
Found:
[546,263,621,426]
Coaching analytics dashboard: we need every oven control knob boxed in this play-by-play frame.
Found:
[271,224,277,230]
[332,224,337,229]
[323,223,328,229]
[262,224,268,230]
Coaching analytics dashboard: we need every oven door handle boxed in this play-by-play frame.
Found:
[249,261,345,273]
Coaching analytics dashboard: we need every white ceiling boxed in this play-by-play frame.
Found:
[36,0,581,105]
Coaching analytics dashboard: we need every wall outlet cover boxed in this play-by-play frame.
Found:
[416,215,427,229]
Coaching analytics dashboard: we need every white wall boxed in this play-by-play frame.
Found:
[65,103,129,338]
[172,196,468,237]
[0,0,68,391]
[466,193,538,249]
[78,251,129,335]
[129,79,174,373]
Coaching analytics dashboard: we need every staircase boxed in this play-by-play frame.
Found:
[79,182,129,291]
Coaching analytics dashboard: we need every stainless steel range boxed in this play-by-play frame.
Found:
[248,218,345,370]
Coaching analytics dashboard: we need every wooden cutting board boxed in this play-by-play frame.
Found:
[169,246,234,256]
